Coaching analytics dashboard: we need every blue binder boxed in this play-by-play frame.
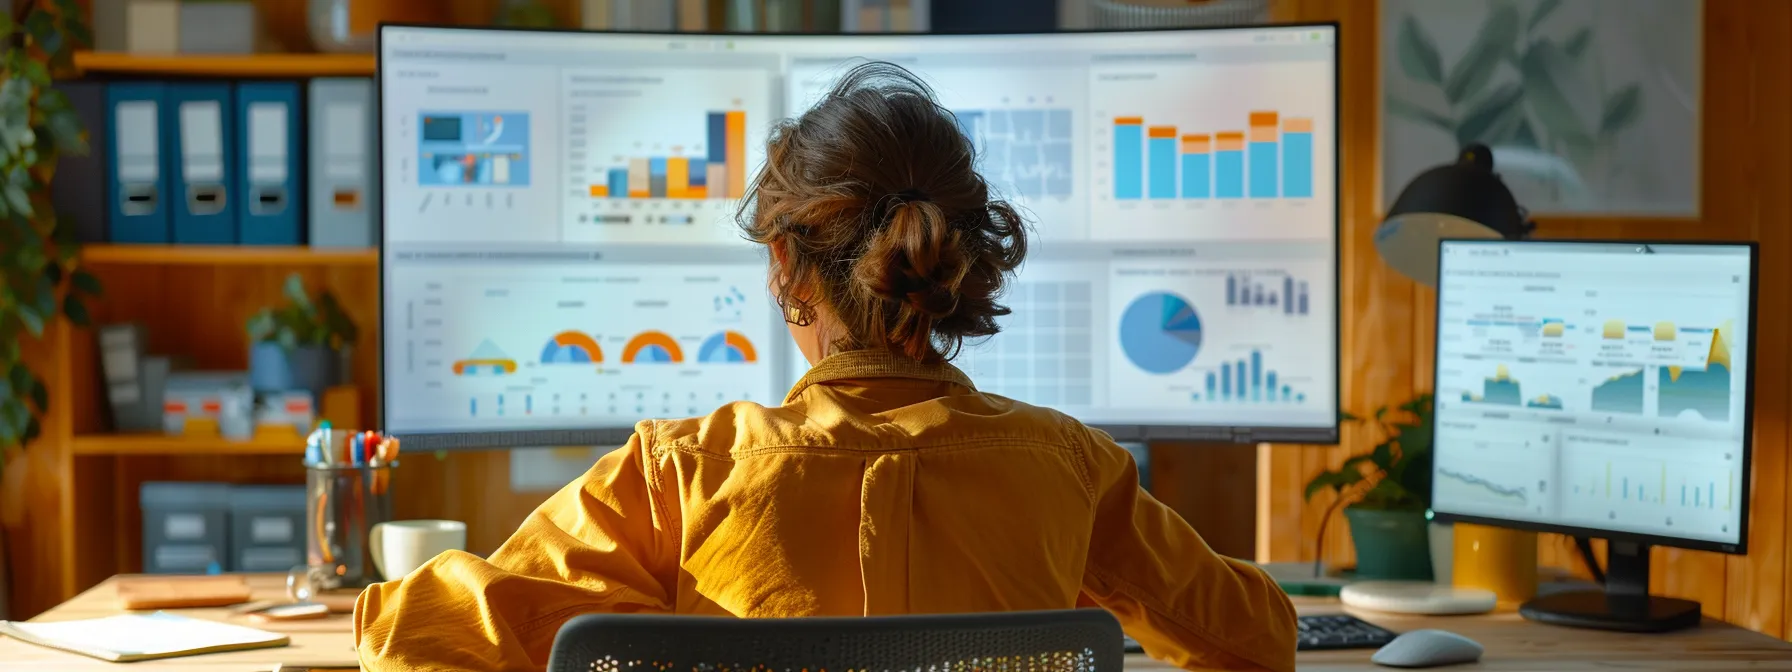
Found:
[105,82,170,243]
[166,83,238,244]
[234,82,302,245]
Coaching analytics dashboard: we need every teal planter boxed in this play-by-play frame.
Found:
[1345,507,1434,581]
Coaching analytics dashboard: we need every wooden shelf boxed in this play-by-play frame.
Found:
[72,433,305,456]
[81,244,378,266]
[75,52,376,77]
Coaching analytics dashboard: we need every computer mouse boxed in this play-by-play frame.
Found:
[1370,629,1484,668]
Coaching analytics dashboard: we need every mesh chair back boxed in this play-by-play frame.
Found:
[548,609,1124,672]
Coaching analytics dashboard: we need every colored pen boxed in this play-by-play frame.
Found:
[350,434,365,467]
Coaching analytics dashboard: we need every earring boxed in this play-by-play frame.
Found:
[779,296,815,327]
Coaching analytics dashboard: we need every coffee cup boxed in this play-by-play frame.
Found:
[369,520,467,581]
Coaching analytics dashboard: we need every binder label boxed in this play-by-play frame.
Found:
[324,102,366,180]
[179,100,225,183]
[116,101,159,182]
[248,102,289,183]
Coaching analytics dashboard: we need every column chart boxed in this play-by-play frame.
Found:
[1090,57,1333,241]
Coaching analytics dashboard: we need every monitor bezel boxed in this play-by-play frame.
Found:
[376,21,1344,450]
[1427,238,1759,556]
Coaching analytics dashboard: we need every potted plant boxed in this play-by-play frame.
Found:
[1305,393,1436,581]
[247,274,358,398]
[0,1,97,617]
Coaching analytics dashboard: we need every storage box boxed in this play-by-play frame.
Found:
[228,485,306,572]
[141,482,230,574]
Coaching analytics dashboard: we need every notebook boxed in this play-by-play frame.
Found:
[0,611,289,662]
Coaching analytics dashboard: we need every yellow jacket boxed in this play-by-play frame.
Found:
[355,350,1297,671]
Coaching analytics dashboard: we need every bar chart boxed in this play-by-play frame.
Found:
[591,110,747,201]
[1225,272,1311,315]
[1086,57,1333,242]
[1109,111,1314,202]
[1194,348,1311,404]
[560,67,771,244]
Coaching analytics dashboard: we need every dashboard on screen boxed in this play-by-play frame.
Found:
[1431,241,1756,552]
[379,24,1340,450]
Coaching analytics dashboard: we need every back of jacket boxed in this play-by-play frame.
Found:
[354,350,1297,671]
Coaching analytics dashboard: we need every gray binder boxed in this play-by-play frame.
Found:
[307,78,377,248]
[53,82,109,243]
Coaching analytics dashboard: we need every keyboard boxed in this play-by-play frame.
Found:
[1120,614,1396,654]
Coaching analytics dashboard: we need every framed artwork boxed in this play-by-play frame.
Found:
[1381,0,1701,217]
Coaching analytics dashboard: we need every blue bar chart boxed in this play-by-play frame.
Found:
[1108,111,1314,201]
[1196,349,1308,404]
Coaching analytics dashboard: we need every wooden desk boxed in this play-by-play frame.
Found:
[5,575,1792,670]
[0,575,358,670]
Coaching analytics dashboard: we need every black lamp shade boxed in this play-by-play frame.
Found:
[1377,144,1535,286]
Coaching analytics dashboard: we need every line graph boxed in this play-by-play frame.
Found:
[1438,466,1529,505]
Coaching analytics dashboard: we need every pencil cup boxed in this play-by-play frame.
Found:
[302,427,396,590]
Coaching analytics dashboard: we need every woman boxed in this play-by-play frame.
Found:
[355,62,1296,672]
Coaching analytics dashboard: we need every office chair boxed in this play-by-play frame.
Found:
[548,609,1124,672]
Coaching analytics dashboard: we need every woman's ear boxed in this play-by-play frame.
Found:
[771,238,791,270]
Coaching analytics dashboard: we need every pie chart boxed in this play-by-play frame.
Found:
[1119,291,1203,374]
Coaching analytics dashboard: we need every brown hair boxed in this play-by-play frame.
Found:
[739,61,1028,363]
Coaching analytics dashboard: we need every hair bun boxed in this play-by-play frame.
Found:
[737,60,1029,363]
[908,285,960,320]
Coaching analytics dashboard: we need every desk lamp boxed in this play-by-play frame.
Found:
[1375,143,1535,286]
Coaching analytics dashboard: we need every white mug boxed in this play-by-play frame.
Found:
[369,520,467,581]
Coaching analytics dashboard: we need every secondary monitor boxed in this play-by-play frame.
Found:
[1431,239,1757,631]
[379,24,1340,450]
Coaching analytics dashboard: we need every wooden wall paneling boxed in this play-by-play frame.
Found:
[391,451,552,556]
[8,321,73,619]
[1261,0,1419,569]
[1731,0,1792,640]
[1149,443,1256,559]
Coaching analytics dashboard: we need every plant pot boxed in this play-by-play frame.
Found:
[250,343,344,397]
[1344,507,1434,581]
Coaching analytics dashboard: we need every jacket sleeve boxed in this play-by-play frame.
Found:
[1075,426,1298,672]
[355,427,678,671]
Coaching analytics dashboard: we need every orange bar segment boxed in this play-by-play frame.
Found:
[1147,125,1177,139]
[666,157,690,199]
[1114,116,1144,126]
[588,185,609,197]
[1215,132,1245,152]
[725,111,747,199]
[686,186,707,199]
[1181,134,1211,154]
[1250,111,1279,143]
[1283,117,1313,133]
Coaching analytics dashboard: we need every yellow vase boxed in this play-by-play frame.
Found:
[1452,523,1538,603]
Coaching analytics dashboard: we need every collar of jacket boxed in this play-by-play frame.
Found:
[783,349,977,404]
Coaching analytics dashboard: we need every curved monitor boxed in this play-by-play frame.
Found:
[1431,240,1758,554]
[378,24,1340,450]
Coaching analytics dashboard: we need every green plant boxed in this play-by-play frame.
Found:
[1305,393,1435,512]
[1388,0,1643,174]
[246,274,359,351]
[0,1,96,460]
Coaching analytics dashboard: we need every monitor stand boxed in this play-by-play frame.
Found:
[1519,540,1701,633]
